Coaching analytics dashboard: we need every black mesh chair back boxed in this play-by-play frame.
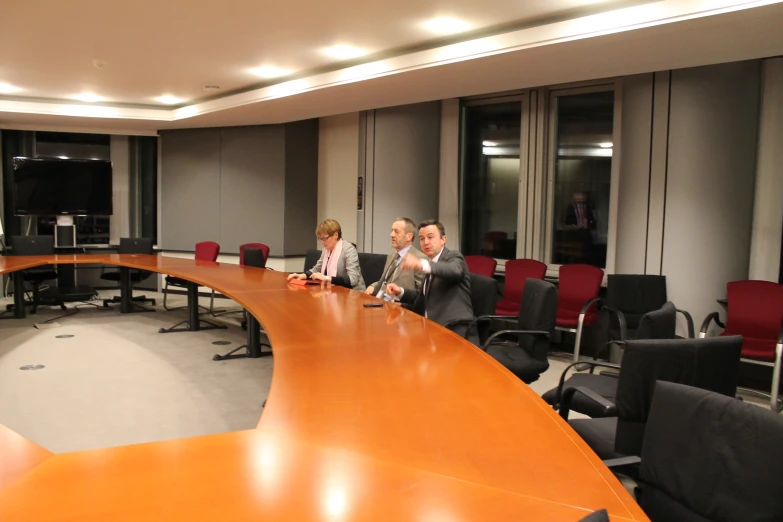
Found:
[635,301,677,340]
[357,253,387,289]
[613,336,742,456]
[118,237,154,255]
[605,274,668,335]
[468,273,501,345]
[10,235,55,256]
[517,278,558,362]
[304,249,322,272]
[243,247,266,269]
[637,382,783,522]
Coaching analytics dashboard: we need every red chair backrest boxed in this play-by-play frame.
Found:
[502,258,547,304]
[556,264,604,322]
[239,243,270,266]
[724,280,783,343]
[464,255,497,278]
[195,241,220,262]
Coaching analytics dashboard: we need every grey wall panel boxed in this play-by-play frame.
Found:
[371,102,441,253]
[160,129,221,250]
[662,61,760,328]
[219,126,286,255]
[283,120,319,256]
[615,73,653,274]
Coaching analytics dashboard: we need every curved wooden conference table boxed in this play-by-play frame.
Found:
[0,254,647,521]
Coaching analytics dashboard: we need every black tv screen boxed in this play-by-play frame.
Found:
[13,157,113,216]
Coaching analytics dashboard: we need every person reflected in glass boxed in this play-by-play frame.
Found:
[287,219,366,291]
[564,191,596,230]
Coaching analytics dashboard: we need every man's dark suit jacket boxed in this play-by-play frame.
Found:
[565,203,596,230]
[399,247,475,340]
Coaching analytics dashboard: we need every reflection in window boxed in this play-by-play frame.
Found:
[460,102,521,259]
[551,91,614,268]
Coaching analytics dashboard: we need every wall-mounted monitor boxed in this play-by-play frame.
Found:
[13,157,113,216]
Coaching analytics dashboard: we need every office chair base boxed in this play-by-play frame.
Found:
[212,343,272,361]
[158,318,228,334]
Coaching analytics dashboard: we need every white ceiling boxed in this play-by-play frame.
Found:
[1,0,782,133]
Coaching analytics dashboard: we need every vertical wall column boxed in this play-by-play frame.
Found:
[439,99,460,250]
[109,136,130,244]
[749,57,783,282]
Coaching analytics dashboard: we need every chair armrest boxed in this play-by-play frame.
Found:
[481,329,550,351]
[553,360,622,407]
[560,386,617,420]
[579,296,602,316]
[460,315,519,340]
[676,308,695,338]
[602,305,628,341]
[700,311,724,337]
[603,456,641,468]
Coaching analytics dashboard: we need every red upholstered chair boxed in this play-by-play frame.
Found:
[701,280,783,411]
[555,264,604,362]
[464,255,497,278]
[239,243,270,266]
[164,241,221,313]
[495,259,547,316]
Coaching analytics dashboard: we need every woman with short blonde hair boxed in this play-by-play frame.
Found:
[287,219,365,291]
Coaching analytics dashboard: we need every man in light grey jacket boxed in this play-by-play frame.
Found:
[365,217,427,301]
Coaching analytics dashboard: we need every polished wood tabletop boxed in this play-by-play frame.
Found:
[0,254,648,521]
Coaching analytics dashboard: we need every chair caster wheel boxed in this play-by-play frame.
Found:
[212,355,222,361]
[158,328,165,333]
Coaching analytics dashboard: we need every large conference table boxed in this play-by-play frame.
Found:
[0,254,648,521]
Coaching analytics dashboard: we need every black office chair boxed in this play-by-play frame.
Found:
[357,252,387,291]
[635,382,783,522]
[101,238,156,309]
[8,235,59,314]
[444,273,502,346]
[541,301,678,417]
[598,275,695,348]
[470,279,557,384]
[214,248,272,361]
[562,336,742,460]
[303,249,321,272]
[578,510,609,522]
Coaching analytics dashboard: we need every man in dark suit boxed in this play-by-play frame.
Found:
[564,191,596,230]
[386,220,475,341]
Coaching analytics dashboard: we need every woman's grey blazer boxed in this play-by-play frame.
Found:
[306,241,366,291]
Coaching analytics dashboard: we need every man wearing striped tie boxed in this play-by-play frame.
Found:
[365,217,427,301]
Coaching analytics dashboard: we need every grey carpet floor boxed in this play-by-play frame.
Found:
[0,291,272,454]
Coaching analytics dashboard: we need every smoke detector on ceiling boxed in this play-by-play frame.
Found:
[203,85,220,91]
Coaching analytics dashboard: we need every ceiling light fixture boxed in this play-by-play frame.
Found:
[599,142,613,148]
[422,17,471,34]
[251,66,291,78]
[0,82,21,94]
[155,95,183,105]
[322,45,366,60]
[73,93,104,103]
[482,141,498,147]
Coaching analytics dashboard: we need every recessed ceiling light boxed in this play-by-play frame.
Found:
[599,142,613,148]
[0,82,21,94]
[482,141,498,147]
[155,95,183,105]
[73,93,104,103]
[422,17,471,34]
[322,45,366,60]
[251,66,291,78]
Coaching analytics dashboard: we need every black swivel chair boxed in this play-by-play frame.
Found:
[357,252,387,291]
[303,249,322,272]
[214,248,271,361]
[598,275,695,347]
[100,238,156,309]
[8,235,59,313]
[562,336,742,461]
[635,382,783,522]
[578,511,609,522]
[541,301,678,417]
[470,279,557,384]
[445,273,502,346]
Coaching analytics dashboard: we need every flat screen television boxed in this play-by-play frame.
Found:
[13,157,113,216]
